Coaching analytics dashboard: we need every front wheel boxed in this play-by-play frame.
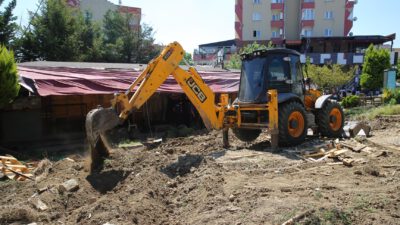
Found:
[317,101,344,138]
[278,102,307,146]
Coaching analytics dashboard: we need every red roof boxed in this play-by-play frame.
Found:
[18,66,240,96]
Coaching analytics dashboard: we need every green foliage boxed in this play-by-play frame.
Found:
[240,41,271,54]
[341,95,361,108]
[389,98,397,105]
[16,1,159,63]
[397,59,400,80]
[349,104,400,120]
[305,62,356,91]
[103,11,159,63]
[180,52,194,66]
[79,12,104,62]
[383,88,400,104]
[226,42,273,69]
[0,0,17,45]
[0,45,20,108]
[225,53,241,69]
[19,0,83,61]
[360,44,391,90]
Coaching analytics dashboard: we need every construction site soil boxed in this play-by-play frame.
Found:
[1,116,400,225]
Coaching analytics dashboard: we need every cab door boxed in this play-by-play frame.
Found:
[289,55,304,100]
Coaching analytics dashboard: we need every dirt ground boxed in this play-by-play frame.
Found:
[1,116,400,225]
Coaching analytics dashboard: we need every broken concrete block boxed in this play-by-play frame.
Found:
[59,179,79,192]
[343,121,371,138]
[29,197,48,211]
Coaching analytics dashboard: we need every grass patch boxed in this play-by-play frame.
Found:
[346,104,400,120]
[302,208,352,225]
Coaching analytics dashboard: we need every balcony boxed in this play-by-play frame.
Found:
[271,20,284,28]
[301,20,314,27]
[271,3,284,10]
[301,0,315,8]
[271,37,284,45]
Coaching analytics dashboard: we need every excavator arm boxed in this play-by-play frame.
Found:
[86,42,227,171]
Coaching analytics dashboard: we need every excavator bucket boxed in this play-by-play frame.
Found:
[85,107,121,172]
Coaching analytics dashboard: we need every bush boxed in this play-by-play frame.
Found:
[303,57,357,91]
[383,88,400,104]
[360,44,391,90]
[0,45,20,108]
[341,95,361,108]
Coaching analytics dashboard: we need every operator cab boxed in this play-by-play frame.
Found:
[238,48,304,104]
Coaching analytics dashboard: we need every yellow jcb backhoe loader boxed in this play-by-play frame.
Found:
[86,42,344,171]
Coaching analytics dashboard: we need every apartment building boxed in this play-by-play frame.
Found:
[235,0,356,45]
[67,0,141,29]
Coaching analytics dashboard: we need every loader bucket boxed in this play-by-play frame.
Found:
[85,107,121,172]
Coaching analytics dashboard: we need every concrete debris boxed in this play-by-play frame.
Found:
[229,194,235,202]
[29,197,48,211]
[343,121,371,138]
[374,150,390,157]
[59,179,79,192]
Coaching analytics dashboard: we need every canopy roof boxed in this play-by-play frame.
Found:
[18,65,240,96]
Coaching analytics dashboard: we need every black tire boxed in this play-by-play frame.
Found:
[317,101,344,138]
[278,101,307,146]
[233,128,261,142]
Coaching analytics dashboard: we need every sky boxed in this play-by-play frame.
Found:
[2,0,400,53]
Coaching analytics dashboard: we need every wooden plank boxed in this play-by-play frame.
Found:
[0,156,18,161]
[3,165,34,181]
[329,149,348,158]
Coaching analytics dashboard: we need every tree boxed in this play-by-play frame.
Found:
[180,52,194,66]
[79,11,103,61]
[103,10,138,62]
[226,42,273,69]
[21,0,83,61]
[305,62,356,91]
[103,10,159,63]
[135,24,160,63]
[0,0,17,46]
[360,44,391,90]
[0,45,19,108]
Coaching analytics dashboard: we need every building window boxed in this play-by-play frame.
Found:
[272,0,283,3]
[302,28,313,37]
[324,28,333,36]
[252,12,262,21]
[302,9,314,20]
[272,30,279,38]
[253,0,261,4]
[324,11,333,20]
[272,14,279,21]
[253,30,261,38]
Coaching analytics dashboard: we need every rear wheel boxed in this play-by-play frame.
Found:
[278,102,307,146]
[233,128,261,142]
[317,101,344,137]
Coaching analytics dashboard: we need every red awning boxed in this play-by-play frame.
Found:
[18,66,240,96]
